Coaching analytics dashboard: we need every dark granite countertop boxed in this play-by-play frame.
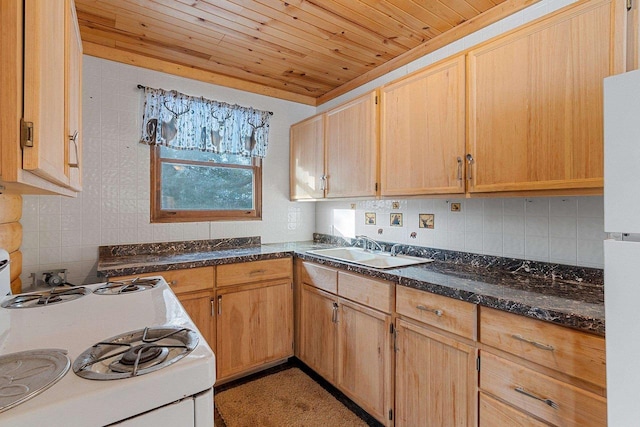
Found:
[97,238,605,336]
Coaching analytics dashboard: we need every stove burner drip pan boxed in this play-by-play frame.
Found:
[0,349,70,413]
[73,326,199,380]
[1,286,91,309]
[93,278,161,295]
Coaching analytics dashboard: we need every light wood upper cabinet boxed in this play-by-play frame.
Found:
[290,115,325,200]
[467,0,625,194]
[0,0,82,196]
[65,0,82,191]
[380,55,466,196]
[325,91,378,198]
[290,91,379,200]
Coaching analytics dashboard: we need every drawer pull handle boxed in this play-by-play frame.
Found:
[514,387,559,409]
[332,302,339,323]
[416,305,443,317]
[249,269,267,275]
[511,334,555,351]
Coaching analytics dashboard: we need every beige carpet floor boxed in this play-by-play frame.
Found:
[215,367,369,427]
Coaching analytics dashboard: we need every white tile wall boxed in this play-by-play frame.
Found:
[20,56,316,286]
[316,196,605,268]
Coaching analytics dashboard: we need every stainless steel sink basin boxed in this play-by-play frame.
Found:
[306,247,433,269]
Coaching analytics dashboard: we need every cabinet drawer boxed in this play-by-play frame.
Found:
[480,392,549,427]
[216,258,292,287]
[480,352,606,427]
[480,307,606,388]
[300,261,338,294]
[338,271,392,313]
[112,267,214,295]
[396,285,476,340]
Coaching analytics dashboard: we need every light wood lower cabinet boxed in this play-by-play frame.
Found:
[215,258,294,383]
[479,392,550,427]
[395,318,477,427]
[298,283,337,382]
[216,280,293,380]
[336,299,393,424]
[297,261,393,426]
[176,289,214,351]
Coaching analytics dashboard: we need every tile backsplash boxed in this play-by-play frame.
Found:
[316,196,605,268]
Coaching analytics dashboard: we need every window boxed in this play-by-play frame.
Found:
[151,145,262,222]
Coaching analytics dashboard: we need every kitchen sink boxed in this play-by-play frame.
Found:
[306,247,433,269]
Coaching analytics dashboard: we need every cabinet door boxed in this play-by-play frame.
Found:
[381,55,465,196]
[336,299,392,426]
[395,318,477,427]
[325,91,378,198]
[290,115,325,200]
[216,280,294,380]
[467,0,624,194]
[176,290,214,351]
[22,0,69,186]
[65,0,82,191]
[479,393,549,427]
[298,283,337,383]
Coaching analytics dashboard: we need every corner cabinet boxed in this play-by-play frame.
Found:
[466,0,625,195]
[0,0,82,196]
[380,55,466,196]
[215,258,294,383]
[290,115,325,200]
[289,91,378,200]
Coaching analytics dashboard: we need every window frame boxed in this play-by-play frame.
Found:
[150,145,262,223]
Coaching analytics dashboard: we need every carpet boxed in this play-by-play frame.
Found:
[215,367,369,427]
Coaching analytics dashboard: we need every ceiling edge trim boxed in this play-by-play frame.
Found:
[82,42,318,106]
[316,0,543,106]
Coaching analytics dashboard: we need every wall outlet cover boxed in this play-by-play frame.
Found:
[419,213,435,229]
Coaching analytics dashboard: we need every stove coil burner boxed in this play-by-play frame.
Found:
[93,278,160,295]
[1,287,91,309]
[73,326,199,380]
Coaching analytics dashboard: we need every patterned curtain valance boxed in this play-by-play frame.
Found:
[140,86,272,158]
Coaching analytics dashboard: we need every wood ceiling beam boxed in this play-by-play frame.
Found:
[316,0,542,105]
[83,42,318,106]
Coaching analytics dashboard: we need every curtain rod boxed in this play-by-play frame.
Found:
[136,84,273,115]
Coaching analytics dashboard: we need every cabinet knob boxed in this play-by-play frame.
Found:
[416,305,443,317]
[169,280,177,286]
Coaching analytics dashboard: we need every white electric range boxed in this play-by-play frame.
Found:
[0,275,216,426]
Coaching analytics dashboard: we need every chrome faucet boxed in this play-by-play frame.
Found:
[390,243,403,256]
[354,235,384,252]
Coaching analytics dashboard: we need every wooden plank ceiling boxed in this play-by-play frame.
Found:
[75,0,535,105]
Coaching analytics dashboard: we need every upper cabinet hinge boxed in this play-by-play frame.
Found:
[21,119,34,148]
[628,0,633,11]
[375,95,378,104]
[476,356,481,371]
[388,409,393,420]
[375,182,379,192]
[389,323,394,334]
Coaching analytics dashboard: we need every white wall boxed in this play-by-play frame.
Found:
[20,56,316,285]
[316,197,605,268]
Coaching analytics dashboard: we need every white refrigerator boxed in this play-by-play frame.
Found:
[604,68,640,426]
